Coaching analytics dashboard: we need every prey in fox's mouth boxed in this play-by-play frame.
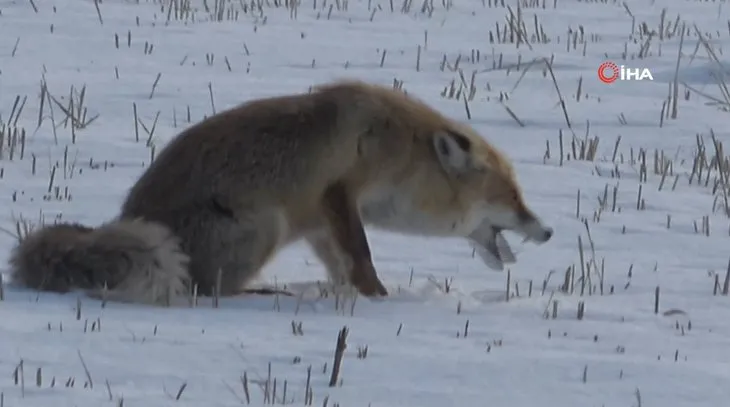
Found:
[468,222,521,271]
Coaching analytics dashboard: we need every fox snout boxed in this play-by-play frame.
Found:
[517,210,553,243]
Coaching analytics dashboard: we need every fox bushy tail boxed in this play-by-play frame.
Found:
[9,219,190,305]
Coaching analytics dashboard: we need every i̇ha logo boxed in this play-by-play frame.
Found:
[598,61,653,83]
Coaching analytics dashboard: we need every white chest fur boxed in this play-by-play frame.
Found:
[357,187,485,238]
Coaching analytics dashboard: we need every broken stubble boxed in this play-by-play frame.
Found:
[328,326,348,387]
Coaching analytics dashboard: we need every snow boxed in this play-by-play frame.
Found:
[1,0,730,405]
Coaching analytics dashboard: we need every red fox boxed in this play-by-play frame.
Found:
[9,79,553,305]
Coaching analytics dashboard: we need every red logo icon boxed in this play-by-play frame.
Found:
[598,61,619,84]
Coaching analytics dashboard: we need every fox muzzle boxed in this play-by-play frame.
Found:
[518,217,553,243]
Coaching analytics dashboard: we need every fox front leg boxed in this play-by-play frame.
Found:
[320,182,388,297]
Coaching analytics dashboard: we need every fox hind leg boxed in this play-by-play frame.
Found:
[183,206,282,297]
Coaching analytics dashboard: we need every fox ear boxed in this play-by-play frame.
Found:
[433,130,474,174]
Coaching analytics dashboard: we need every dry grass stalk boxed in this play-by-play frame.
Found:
[77,350,93,389]
[328,326,348,387]
[722,258,730,296]
[505,269,511,302]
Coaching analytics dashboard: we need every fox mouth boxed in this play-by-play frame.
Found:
[468,217,553,271]
[485,225,517,264]
[468,224,517,271]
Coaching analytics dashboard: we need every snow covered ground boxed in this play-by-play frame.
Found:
[1,0,730,405]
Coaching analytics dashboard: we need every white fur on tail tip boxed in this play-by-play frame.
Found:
[88,219,191,305]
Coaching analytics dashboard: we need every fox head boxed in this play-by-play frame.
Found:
[431,128,554,247]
